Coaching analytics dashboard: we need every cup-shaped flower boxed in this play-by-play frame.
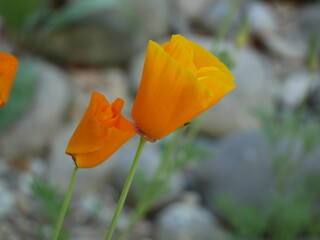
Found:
[0,52,18,107]
[66,92,136,168]
[132,34,236,140]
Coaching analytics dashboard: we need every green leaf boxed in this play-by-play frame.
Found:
[269,193,313,240]
[308,33,319,71]
[216,50,236,69]
[0,0,42,31]
[215,195,267,238]
[31,178,64,221]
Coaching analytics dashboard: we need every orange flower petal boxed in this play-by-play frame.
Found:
[71,127,135,168]
[66,92,136,168]
[132,35,236,141]
[197,67,236,105]
[132,41,212,139]
[184,36,234,79]
[162,36,197,74]
[66,93,106,154]
[0,53,18,107]
[198,75,236,106]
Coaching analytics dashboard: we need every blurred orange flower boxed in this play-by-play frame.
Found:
[132,34,236,141]
[66,92,136,168]
[0,52,18,107]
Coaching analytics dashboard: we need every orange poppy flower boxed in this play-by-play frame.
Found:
[0,52,18,107]
[66,92,136,168]
[132,34,236,141]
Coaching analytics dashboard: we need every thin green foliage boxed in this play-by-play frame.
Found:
[212,0,241,49]
[268,192,313,240]
[220,46,320,236]
[256,106,320,191]
[216,195,267,239]
[31,178,69,240]
[308,33,319,71]
[211,0,241,71]
[216,182,320,240]
[220,99,320,239]
[236,15,250,49]
[0,0,42,32]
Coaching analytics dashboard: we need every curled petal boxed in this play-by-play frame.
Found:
[66,92,136,168]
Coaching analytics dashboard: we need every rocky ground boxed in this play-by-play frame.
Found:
[0,0,320,239]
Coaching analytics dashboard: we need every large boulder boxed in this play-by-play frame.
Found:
[0,57,70,159]
[190,130,320,212]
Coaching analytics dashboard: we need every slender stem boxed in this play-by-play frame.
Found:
[105,136,146,240]
[117,127,186,240]
[52,165,78,240]
[212,0,241,50]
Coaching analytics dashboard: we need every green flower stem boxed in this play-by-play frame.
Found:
[105,136,147,240]
[52,165,78,240]
[117,127,186,240]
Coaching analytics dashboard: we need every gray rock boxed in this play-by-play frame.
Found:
[192,131,273,209]
[200,0,244,34]
[191,130,320,212]
[34,0,171,65]
[18,172,36,195]
[48,124,115,195]
[69,68,133,122]
[293,150,320,183]
[247,1,278,34]
[17,158,47,194]
[70,227,106,240]
[263,33,307,62]
[0,20,14,53]
[109,136,162,190]
[174,0,208,22]
[123,0,170,39]
[34,12,140,65]
[155,192,230,240]
[0,222,18,240]
[129,49,146,92]
[78,193,113,223]
[0,58,70,159]
[201,44,277,136]
[167,0,191,34]
[247,2,307,61]
[0,158,9,176]
[280,71,317,108]
[299,2,320,43]
[0,182,16,218]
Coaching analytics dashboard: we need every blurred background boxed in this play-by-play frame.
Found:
[0,0,320,239]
